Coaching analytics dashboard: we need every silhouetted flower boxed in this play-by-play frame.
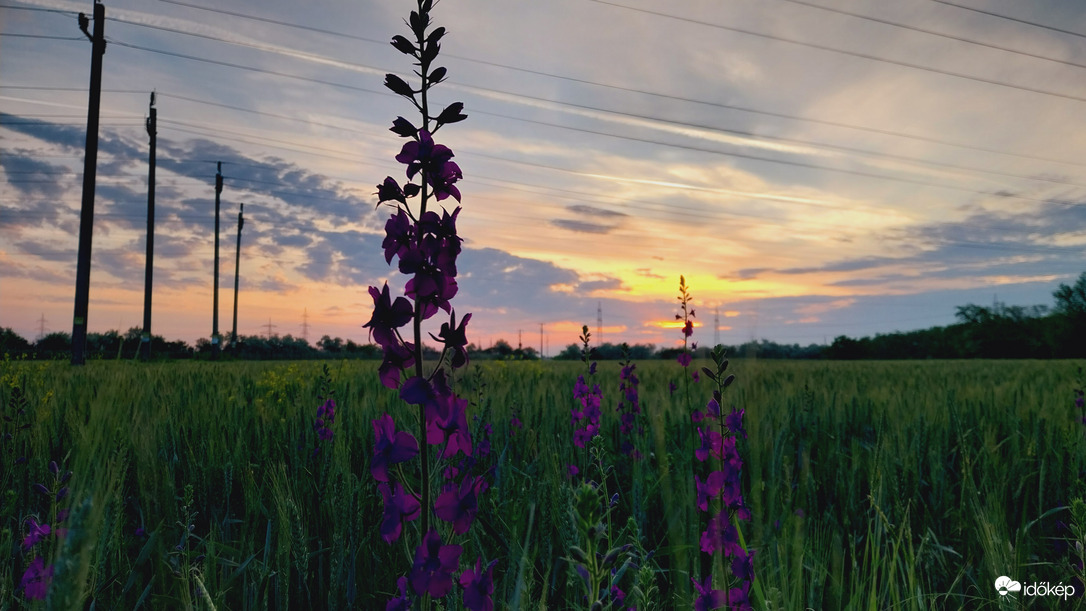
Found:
[432,309,471,368]
[364,284,413,349]
[395,130,462,201]
[383,208,415,263]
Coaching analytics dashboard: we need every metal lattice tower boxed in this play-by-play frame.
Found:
[714,307,720,346]
[597,302,603,346]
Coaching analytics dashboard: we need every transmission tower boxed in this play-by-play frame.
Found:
[714,307,720,346]
[301,308,310,343]
[37,313,47,341]
[263,318,277,338]
[597,302,603,347]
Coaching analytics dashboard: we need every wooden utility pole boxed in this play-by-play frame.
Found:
[212,161,223,358]
[141,91,156,360]
[71,1,106,365]
[231,203,244,348]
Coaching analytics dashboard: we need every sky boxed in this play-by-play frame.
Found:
[2,0,1085,353]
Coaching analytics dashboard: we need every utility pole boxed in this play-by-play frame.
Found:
[518,329,522,351]
[141,91,156,360]
[212,161,223,358]
[539,323,544,358]
[231,203,244,348]
[71,0,106,366]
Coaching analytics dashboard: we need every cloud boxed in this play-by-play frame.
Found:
[550,219,616,234]
[0,151,71,199]
[566,204,627,218]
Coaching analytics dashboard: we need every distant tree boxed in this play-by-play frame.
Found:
[0,327,32,357]
[555,343,581,360]
[1053,272,1086,356]
[36,332,71,360]
[319,335,344,353]
[492,339,513,357]
[1054,272,1086,318]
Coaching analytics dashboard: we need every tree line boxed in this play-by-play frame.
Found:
[3,273,1084,361]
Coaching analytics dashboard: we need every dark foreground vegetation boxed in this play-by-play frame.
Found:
[1,358,1083,608]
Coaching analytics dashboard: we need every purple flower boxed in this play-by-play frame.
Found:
[382,208,415,263]
[377,176,407,205]
[683,320,694,337]
[460,557,498,611]
[731,547,756,583]
[610,584,626,604]
[435,475,487,534]
[405,267,458,320]
[691,575,725,611]
[20,556,53,600]
[364,284,413,349]
[379,481,420,544]
[429,387,473,459]
[677,352,692,368]
[700,511,744,557]
[432,310,471,369]
[22,518,50,549]
[567,464,579,479]
[410,529,463,598]
[395,130,463,202]
[727,407,746,438]
[695,471,726,512]
[372,413,420,482]
[669,381,677,395]
[386,575,412,611]
[728,584,753,610]
[379,340,415,390]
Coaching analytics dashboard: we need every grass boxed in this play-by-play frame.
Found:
[1,356,1083,609]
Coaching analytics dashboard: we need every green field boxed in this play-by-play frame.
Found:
[1,357,1084,609]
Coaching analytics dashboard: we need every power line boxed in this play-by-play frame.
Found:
[586,0,1086,106]
[0,4,77,15]
[93,36,1086,198]
[0,33,85,41]
[777,0,1086,72]
[156,0,385,44]
[931,0,1086,41]
[107,39,387,96]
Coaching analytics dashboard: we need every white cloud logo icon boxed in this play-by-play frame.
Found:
[995,576,1022,596]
